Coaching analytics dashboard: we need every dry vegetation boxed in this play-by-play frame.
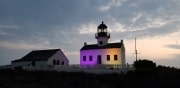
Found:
[0,60,180,88]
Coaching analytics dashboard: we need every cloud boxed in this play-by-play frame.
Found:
[131,13,142,23]
[0,25,19,29]
[111,19,180,39]
[64,51,79,56]
[109,22,126,32]
[0,40,56,50]
[154,54,180,68]
[1,0,180,40]
[98,0,126,12]
[78,22,97,34]
[0,25,19,36]
[0,31,8,35]
[165,44,180,50]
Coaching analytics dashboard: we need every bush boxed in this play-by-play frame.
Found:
[133,59,156,70]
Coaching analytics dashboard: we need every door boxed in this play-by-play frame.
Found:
[32,61,35,66]
[97,55,102,64]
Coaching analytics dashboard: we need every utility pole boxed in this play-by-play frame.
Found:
[135,37,140,61]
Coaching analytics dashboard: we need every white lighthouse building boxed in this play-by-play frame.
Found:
[80,22,126,68]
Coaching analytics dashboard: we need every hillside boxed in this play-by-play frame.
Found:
[0,66,180,88]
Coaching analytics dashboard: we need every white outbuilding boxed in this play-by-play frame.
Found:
[11,49,69,68]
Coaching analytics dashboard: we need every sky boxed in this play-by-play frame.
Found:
[0,0,180,68]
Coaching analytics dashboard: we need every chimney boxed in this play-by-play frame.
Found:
[84,42,87,46]
[121,40,123,44]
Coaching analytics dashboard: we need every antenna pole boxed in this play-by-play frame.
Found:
[135,37,137,61]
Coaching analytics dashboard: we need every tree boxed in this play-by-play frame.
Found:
[133,59,156,70]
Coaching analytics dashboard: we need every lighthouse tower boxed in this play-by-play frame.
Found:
[95,21,110,46]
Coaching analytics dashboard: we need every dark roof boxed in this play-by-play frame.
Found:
[98,21,107,29]
[12,49,60,62]
[81,43,122,50]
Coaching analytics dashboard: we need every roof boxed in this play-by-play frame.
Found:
[80,43,122,50]
[12,49,60,62]
[98,21,107,29]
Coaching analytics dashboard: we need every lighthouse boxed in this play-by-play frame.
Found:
[80,21,126,68]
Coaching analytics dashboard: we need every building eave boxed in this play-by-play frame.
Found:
[80,42,122,50]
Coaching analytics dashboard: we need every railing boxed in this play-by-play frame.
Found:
[16,64,134,74]
[68,64,133,69]
[10,64,133,70]
[95,32,110,38]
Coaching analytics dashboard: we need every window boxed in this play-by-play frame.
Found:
[107,55,110,61]
[114,55,118,61]
[62,61,64,65]
[32,61,35,66]
[89,56,92,61]
[83,56,86,61]
[100,29,102,32]
[98,29,101,33]
[57,60,59,65]
[102,29,104,32]
[99,41,103,45]
[53,60,56,65]
[104,29,107,32]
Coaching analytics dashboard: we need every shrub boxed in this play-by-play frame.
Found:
[133,59,156,70]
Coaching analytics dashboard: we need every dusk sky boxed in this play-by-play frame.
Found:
[0,0,180,68]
